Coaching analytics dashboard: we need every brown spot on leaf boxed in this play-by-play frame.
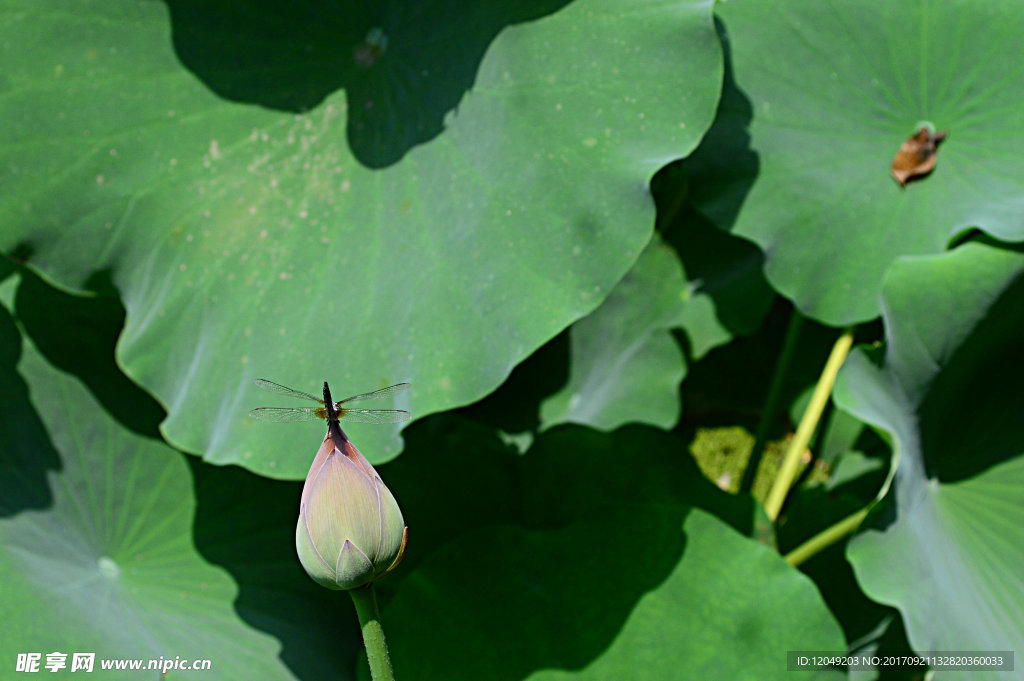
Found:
[891,127,948,186]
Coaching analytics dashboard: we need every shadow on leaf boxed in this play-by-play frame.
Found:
[14,268,164,439]
[163,0,570,168]
[682,16,759,231]
[0,270,61,518]
[919,265,1024,482]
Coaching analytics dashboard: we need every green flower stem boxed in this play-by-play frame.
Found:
[764,327,855,521]
[784,507,869,566]
[740,309,804,495]
[349,584,396,681]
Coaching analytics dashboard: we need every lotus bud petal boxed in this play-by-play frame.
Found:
[296,425,408,590]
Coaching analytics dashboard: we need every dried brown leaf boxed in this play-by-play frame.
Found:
[891,127,948,186]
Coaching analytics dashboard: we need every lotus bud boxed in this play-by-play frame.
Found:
[296,419,408,590]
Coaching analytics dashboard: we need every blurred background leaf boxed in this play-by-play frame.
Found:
[687,0,1024,325]
[836,240,1024,670]
[538,236,688,432]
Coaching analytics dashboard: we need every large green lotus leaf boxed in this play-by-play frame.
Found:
[687,0,1024,325]
[0,0,722,478]
[834,241,1024,674]
[0,273,362,680]
[385,507,843,681]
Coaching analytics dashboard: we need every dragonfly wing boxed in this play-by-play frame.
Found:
[339,408,411,424]
[249,407,323,422]
[253,379,323,404]
[338,382,411,404]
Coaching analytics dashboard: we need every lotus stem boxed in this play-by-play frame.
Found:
[764,327,855,521]
[349,584,396,681]
[784,507,869,566]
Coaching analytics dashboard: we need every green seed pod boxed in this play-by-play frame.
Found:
[296,425,408,590]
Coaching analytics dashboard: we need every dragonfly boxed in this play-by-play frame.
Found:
[249,379,411,425]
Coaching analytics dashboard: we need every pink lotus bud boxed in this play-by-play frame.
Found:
[296,425,408,590]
